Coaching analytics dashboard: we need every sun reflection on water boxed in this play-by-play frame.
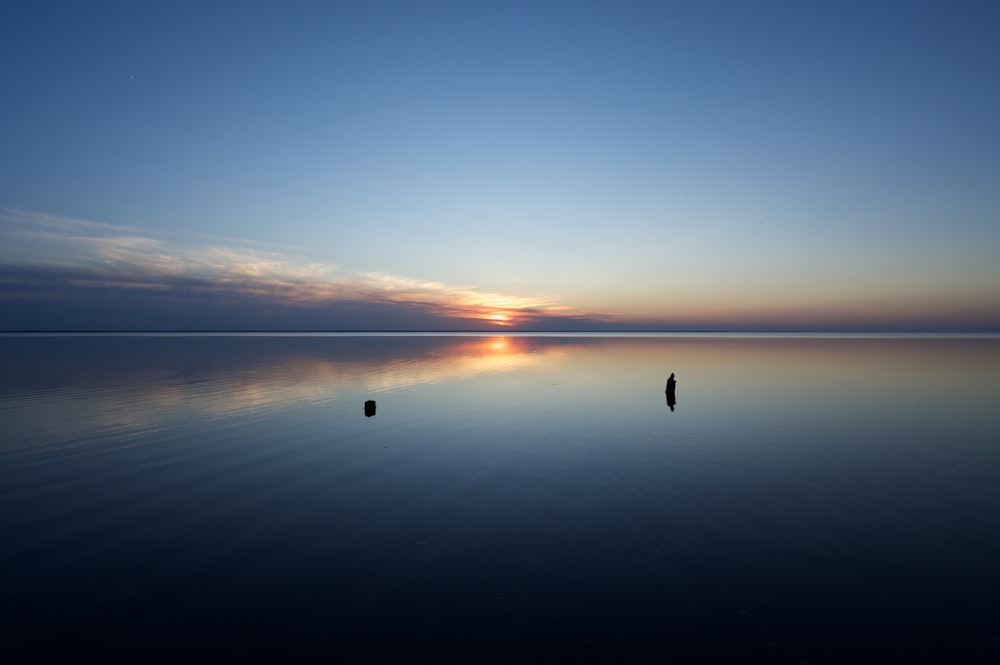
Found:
[0,336,559,450]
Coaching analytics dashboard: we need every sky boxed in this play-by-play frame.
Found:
[1,0,998,331]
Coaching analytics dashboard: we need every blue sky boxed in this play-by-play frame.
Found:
[1,0,998,330]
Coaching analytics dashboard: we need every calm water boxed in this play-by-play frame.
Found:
[2,334,1000,663]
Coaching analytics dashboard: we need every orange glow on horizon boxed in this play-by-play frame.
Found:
[488,313,511,325]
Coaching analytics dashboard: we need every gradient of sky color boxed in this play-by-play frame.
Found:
[2,0,998,331]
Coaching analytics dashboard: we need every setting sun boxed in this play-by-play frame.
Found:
[488,314,510,325]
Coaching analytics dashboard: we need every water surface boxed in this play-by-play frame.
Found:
[2,334,999,662]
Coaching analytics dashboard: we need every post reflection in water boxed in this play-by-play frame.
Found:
[1,333,1000,663]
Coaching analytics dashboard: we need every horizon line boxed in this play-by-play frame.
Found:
[2,329,999,336]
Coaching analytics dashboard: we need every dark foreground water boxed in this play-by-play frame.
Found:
[2,333,1000,663]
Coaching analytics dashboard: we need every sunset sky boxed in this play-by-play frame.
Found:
[2,0,998,331]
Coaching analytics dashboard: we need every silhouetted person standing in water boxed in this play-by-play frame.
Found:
[665,373,677,412]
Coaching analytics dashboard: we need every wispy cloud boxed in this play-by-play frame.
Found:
[0,209,600,328]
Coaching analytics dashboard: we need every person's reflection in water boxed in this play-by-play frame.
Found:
[665,373,677,412]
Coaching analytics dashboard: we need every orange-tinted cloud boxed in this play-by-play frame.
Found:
[0,210,604,329]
